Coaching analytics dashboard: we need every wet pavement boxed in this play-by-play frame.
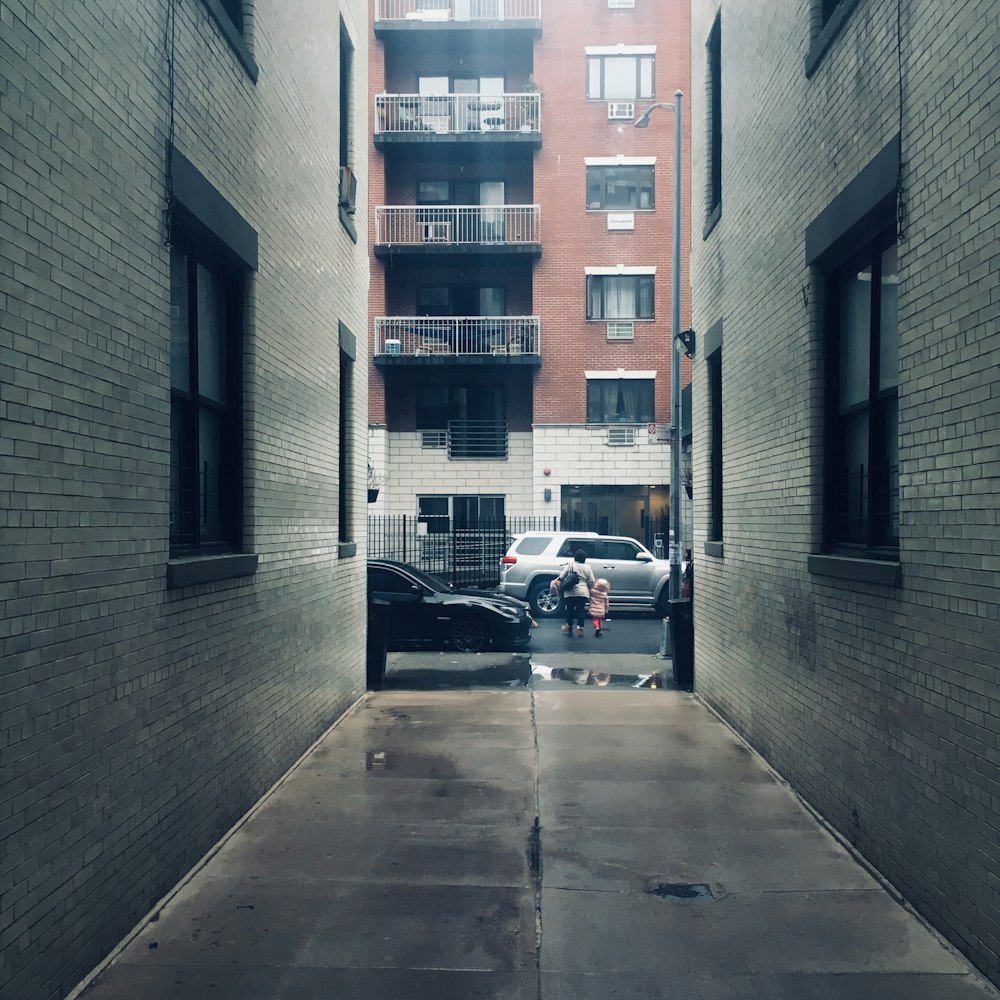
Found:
[382,612,669,691]
[77,685,999,1000]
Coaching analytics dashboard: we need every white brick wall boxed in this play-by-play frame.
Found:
[368,425,680,525]
[689,0,1000,987]
[0,1,369,997]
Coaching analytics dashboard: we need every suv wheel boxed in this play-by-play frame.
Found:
[529,581,561,618]
[655,587,671,617]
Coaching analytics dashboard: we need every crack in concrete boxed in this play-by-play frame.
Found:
[529,690,543,1000]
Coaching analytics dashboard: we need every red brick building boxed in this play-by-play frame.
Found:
[368,0,690,550]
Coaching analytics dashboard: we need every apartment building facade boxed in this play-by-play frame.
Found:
[1,2,368,998]
[689,0,1000,988]
[368,0,691,554]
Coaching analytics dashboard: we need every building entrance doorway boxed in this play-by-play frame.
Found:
[561,485,669,552]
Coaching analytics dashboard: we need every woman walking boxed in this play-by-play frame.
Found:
[551,549,596,637]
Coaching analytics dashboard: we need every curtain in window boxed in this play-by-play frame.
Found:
[604,276,636,318]
[587,379,653,423]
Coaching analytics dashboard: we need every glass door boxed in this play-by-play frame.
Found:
[478,77,505,131]
[453,78,479,132]
[480,181,505,242]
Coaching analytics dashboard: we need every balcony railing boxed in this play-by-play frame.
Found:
[375,316,540,357]
[374,93,540,136]
[375,205,540,247]
[443,420,509,459]
[376,0,541,22]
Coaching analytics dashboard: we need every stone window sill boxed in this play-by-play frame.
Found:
[807,553,901,587]
[703,202,721,240]
[167,552,260,589]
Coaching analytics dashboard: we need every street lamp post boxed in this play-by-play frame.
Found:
[635,91,683,603]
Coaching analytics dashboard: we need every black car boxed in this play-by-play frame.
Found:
[367,559,532,654]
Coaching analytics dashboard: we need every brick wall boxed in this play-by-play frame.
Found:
[533,0,692,426]
[367,1,692,525]
[0,1,370,998]
[689,0,1000,987]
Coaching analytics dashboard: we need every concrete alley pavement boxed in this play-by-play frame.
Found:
[78,689,997,999]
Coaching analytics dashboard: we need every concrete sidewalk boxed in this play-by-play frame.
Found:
[78,689,997,999]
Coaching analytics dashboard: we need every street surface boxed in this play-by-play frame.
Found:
[382,612,670,691]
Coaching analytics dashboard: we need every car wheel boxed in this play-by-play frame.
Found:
[451,616,489,653]
[655,587,671,617]
[530,581,561,618]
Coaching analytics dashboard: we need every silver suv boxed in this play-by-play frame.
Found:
[497,531,672,618]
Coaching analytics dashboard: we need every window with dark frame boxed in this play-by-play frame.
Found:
[417,495,506,534]
[707,14,722,216]
[586,165,655,211]
[708,351,723,541]
[825,234,899,554]
[338,348,355,546]
[820,0,841,24]
[586,54,655,101]
[169,240,243,553]
[219,0,243,33]
[586,378,655,424]
[586,273,654,320]
[416,385,505,431]
[339,21,354,171]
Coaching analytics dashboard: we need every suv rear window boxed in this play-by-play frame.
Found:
[557,539,599,559]
[514,535,552,555]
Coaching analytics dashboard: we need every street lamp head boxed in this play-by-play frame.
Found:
[675,329,696,358]
[633,99,680,128]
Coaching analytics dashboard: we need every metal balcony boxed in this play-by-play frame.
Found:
[374,205,540,256]
[444,420,509,460]
[374,93,540,145]
[375,0,542,29]
[374,316,541,366]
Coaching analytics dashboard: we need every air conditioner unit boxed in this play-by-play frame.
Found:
[421,221,452,242]
[606,426,637,447]
[607,102,635,121]
[422,431,448,449]
[338,166,357,215]
[606,321,634,341]
[608,0,635,8]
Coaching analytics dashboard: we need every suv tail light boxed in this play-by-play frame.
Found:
[501,556,517,565]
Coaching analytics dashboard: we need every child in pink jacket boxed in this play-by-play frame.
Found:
[588,578,610,637]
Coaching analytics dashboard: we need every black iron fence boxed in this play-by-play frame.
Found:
[367,514,673,589]
[368,516,560,589]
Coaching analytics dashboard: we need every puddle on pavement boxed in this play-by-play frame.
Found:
[380,658,665,690]
[527,664,659,688]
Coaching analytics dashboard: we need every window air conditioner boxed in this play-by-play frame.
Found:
[422,431,448,449]
[608,0,636,8]
[421,221,453,242]
[606,321,635,340]
[607,102,635,121]
[338,166,357,215]
[606,426,637,447]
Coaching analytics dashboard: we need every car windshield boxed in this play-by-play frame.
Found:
[384,563,452,592]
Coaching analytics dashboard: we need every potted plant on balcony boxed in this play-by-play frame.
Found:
[519,76,539,132]
[368,463,387,503]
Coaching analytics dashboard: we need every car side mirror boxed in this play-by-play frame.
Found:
[636,553,653,562]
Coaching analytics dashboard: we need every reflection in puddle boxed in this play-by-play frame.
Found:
[529,664,656,688]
